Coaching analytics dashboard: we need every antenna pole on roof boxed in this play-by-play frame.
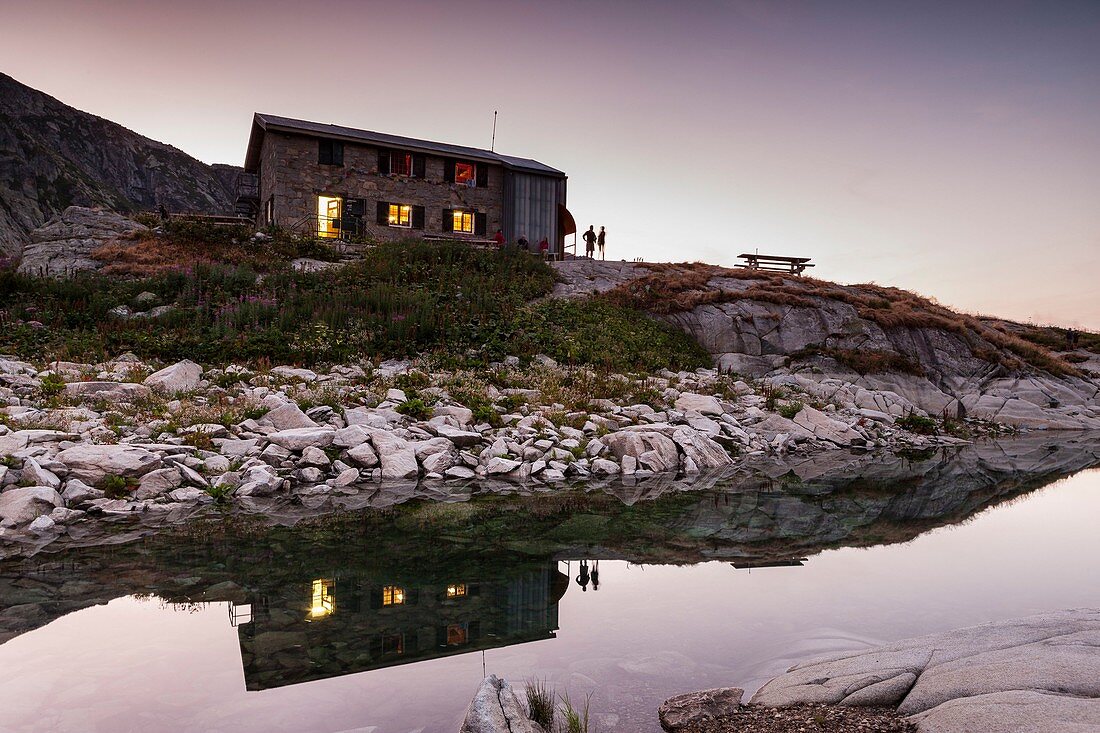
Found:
[491,110,498,152]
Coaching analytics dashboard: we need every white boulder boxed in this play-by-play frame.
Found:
[0,486,64,525]
[55,444,162,485]
[144,360,203,394]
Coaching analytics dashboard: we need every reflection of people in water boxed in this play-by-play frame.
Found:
[591,560,600,591]
[576,560,590,592]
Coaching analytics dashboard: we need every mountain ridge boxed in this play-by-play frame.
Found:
[0,72,239,259]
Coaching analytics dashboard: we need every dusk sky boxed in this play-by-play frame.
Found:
[3,0,1098,327]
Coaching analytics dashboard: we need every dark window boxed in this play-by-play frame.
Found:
[381,633,404,656]
[318,139,344,166]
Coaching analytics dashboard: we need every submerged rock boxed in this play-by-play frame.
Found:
[658,687,744,731]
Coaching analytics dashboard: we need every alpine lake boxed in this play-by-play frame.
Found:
[2,434,1099,732]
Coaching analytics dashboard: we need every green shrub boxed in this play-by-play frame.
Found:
[205,483,234,503]
[778,401,804,419]
[38,372,66,398]
[897,411,937,435]
[99,474,134,499]
[395,397,432,421]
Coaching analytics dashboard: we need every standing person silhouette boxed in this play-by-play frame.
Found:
[597,226,606,260]
[576,560,591,592]
[583,225,597,258]
[591,560,600,591]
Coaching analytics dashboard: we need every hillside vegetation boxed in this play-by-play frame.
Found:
[0,234,708,372]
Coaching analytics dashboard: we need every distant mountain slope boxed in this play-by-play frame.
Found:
[0,72,239,259]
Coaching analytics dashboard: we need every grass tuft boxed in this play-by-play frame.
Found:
[524,679,556,731]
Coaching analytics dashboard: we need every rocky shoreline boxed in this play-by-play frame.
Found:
[460,610,1100,732]
[0,351,1027,556]
[654,609,1100,733]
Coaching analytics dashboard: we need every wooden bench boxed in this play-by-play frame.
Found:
[737,253,815,276]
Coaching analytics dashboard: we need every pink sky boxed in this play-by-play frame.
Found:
[2,0,1098,328]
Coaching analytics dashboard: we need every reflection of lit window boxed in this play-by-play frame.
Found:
[387,204,412,228]
[454,162,475,185]
[390,152,412,176]
[309,578,335,619]
[317,195,341,239]
[452,210,474,234]
[382,633,404,655]
[446,583,467,598]
[382,585,405,606]
[447,622,469,645]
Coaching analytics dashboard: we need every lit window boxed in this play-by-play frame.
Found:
[309,578,335,619]
[382,633,404,655]
[317,195,341,239]
[446,623,469,646]
[452,210,474,234]
[387,204,412,228]
[391,152,412,176]
[454,162,475,185]
[446,583,467,598]
[382,585,405,606]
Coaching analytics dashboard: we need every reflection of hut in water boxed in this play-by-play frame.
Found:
[235,561,568,690]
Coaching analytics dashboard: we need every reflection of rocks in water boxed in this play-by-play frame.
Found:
[672,434,1100,562]
[1,435,1099,683]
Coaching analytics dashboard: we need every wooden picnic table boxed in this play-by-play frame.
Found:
[737,253,815,276]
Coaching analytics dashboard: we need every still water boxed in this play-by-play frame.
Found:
[1,436,1099,732]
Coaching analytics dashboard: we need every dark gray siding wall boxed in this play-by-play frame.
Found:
[503,171,567,254]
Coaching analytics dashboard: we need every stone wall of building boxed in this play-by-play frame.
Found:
[259,132,504,239]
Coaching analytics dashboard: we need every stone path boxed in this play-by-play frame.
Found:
[751,609,1100,732]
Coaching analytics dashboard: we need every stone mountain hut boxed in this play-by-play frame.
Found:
[237,113,573,255]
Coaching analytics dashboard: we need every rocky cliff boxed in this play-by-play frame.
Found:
[554,261,1100,429]
[0,72,238,260]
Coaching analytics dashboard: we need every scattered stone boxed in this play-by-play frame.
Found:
[260,402,318,430]
[63,381,152,403]
[267,427,335,452]
[675,393,724,416]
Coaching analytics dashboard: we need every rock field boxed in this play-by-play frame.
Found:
[0,352,1010,554]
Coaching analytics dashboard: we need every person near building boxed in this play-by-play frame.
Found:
[583,225,597,258]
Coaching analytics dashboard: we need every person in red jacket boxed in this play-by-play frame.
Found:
[493,229,505,248]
